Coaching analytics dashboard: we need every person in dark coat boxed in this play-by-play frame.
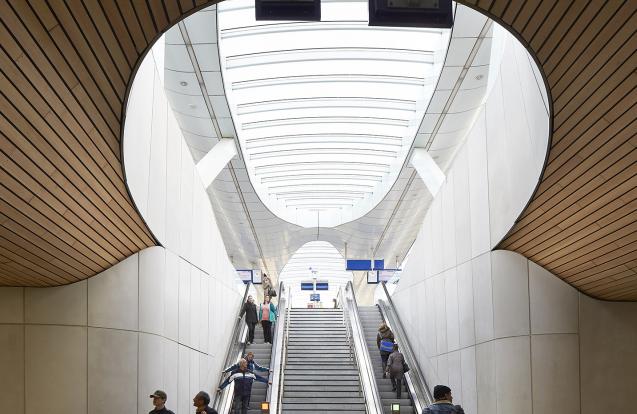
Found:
[423,385,465,413]
[376,322,394,378]
[149,390,175,414]
[193,391,217,414]
[239,295,258,344]
[218,359,269,414]
[385,344,406,398]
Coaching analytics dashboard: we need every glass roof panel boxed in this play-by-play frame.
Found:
[218,0,450,227]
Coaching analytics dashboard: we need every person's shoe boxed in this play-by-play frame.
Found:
[391,386,396,391]
[382,373,386,379]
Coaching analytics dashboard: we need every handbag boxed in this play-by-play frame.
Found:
[402,360,410,373]
[268,288,277,297]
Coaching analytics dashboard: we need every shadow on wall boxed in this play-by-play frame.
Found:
[390,22,637,414]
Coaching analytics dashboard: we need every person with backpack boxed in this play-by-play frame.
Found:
[376,322,394,378]
[238,295,258,344]
[423,385,465,413]
[218,359,269,414]
[259,295,277,344]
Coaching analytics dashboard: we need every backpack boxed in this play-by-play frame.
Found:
[379,338,394,352]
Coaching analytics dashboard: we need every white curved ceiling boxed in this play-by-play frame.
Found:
[162,2,494,282]
[217,0,449,227]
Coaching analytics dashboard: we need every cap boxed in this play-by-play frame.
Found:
[150,390,167,400]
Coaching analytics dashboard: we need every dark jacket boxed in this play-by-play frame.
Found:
[377,325,394,354]
[240,301,258,323]
[219,369,268,397]
[149,408,175,414]
[423,402,465,414]
[386,350,405,377]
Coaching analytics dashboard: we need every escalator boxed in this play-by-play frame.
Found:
[281,308,366,413]
[213,283,287,414]
[359,307,413,413]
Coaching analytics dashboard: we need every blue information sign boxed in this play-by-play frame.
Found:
[310,293,320,302]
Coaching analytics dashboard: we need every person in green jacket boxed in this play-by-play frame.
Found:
[258,295,277,344]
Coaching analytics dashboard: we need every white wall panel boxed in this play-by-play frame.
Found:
[26,325,87,414]
[456,261,475,348]
[0,287,23,323]
[529,261,578,334]
[139,247,166,336]
[460,346,478,414]
[466,110,490,257]
[445,268,460,352]
[491,250,529,338]
[0,325,24,413]
[88,254,139,331]
[472,253,494,343]
[531,334,580,414]
[494,336,532,414]
[138,333,164,414]
[475,341,496,414]
[25,280,87,326]
[88,328,138,414]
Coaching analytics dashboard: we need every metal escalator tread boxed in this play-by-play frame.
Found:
[358,306,416,414]
[281,309,367,412]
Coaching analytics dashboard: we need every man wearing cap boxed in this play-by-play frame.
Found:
[149,390,175,414]
[423,385,465,413]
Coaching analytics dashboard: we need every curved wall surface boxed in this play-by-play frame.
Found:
[392,25,637,414]
[0,36,244,414]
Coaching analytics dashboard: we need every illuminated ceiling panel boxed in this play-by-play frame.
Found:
[218,0,450,227]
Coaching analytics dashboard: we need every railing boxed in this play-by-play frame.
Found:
[377,282,433,412]
[212,282,254,413]
[266,282,290,414]
[343,281,383,414]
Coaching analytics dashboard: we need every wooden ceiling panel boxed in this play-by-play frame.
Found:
[0,0,634,300]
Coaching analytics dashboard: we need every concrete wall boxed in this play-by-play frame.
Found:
[0,38,243,414]
[392,26,637,414]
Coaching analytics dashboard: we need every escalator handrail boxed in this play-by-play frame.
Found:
[212,282,253,412]
[345,281,384,414]
[266,281,289,413]
[378,282,433,411]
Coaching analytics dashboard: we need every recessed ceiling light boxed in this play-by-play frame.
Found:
[475,74,484,80]
[188,104,197,109]
[179,81,188,86]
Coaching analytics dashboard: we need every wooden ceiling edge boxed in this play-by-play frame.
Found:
[456,1,636,302]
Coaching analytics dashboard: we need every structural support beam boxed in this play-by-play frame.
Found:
[196,138,237,188]
[409,148,445,197]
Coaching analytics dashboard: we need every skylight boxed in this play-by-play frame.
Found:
[218,0,450,227]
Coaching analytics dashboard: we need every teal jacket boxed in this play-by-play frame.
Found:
[258,302,277,322]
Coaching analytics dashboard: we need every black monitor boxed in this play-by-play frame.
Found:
[255,0,321,21]
[369,0,454,28]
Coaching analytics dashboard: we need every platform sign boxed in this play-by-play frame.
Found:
[315,282,329,290]
[347,259,385,271]
[300,282,314,291]
[310,293,320,302]
[236,269,252,284]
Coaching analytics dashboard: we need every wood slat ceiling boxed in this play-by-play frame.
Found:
[0,0,634,300]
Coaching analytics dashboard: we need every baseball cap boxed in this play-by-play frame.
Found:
[150,390,167,400]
